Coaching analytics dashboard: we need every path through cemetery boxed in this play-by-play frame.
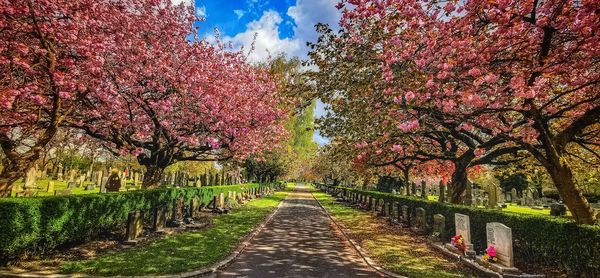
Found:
[216,184,381,278]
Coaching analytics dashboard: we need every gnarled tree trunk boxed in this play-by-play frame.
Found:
[449,151,475,204]
[546,157,596,224]
[142,165,165,189]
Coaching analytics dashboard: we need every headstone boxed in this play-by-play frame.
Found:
[57,165,64,181]
[46,181,55,192]
[412,207,427,233]
[488,186,498,208]
[54,189,72,196]
[125,211,143,244]
[438,181,445,203]
[24,167,38,190]
[152,206,167,232]
[401,205,410,226]
[96,171,104,187]
[432,214,445,241]
[485,222,515,268]
[100,176,108,193]
[411,182,417,196]
[464,180,473,206]
[510,188,518,203]
[66,182,77,189]
[453,213,474,254]
[84,183,95,191]
[106,172,122,192]
[218,193,225,208]
[550,203,567,216]
[421,181,427,199]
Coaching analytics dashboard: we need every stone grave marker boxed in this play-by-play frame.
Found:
[218,193,225,208]
[550,203,567,216]
[24,167,38,190]
[46,181,55,193]
[447,213,475,256]
[191,197,200,218]
[100,176,108,193]
[96,171,104,187]
[66,181,77,189]
[432,214,445,242]
[106,173,122,192]
[152,206,167,232]
[401,205,410,226]
[465,180,473,206]
[411,182,417,196]
[412,207,427,233]
[438,181,445,203]
[124,210,143,245]
[421,181,427,199]
[480,222,517,273]
[510,188,517,203]
[54,189,72,196]
[85,183,95,191]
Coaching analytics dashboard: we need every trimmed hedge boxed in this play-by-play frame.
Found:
[0,183,275,264]
[318,184,600,277]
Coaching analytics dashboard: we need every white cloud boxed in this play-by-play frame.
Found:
[171,0,193,6]
[221,0,341,62]
[223,10,302,62]
[234,9,246,19]
[196,5,207,18]
[287,0,341,48]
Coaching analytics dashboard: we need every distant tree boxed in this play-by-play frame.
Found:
[497,172,529,197]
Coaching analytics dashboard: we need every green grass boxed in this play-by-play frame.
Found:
[58,188,289,276]
[313,190,474,278]
[11,178,141,197]
[424,195,554,216]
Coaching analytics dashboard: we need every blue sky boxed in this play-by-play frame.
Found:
[179,0,338,145]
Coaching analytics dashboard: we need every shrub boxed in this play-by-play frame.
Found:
[0,183,274,265]
[320,185,600,277]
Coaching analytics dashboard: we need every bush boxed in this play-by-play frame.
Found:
[320,185,600,277]
[0,183,274,265]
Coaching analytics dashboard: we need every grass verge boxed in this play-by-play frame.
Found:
[313,190,475,278]
[59,188,289,276]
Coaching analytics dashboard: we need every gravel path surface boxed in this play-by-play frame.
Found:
[216,184,381,278]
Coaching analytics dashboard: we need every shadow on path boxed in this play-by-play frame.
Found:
[217,184,381,278]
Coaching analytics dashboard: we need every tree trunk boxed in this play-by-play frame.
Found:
[448,150,475,204]
[402,168,410,196]
[142,165,165,189]
[546,158,597,225]
[0,156,40,197]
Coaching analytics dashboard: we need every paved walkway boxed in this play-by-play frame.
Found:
[216,184,381,278]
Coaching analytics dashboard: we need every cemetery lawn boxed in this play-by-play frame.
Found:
[11,178,102,196]
[313,191,475,278]
[58,189,289,276]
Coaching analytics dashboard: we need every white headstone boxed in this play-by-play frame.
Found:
[486,222,514,267]
[455,213,472,245]
[24,167,38,190]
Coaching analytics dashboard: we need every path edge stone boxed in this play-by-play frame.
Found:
[311,190,407,278]
[0,192,289,278]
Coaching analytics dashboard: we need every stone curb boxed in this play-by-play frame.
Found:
[428,243,545,278]
[0,192,288,278]
[311,190,406,278]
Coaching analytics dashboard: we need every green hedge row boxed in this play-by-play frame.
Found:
[0,183,275,265]
[318,184,600,277]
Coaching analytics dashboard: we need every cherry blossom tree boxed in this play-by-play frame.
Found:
[0,0,120,196]
[71,0,287,188]
[339,0,600,224]
[308,23,522,203]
